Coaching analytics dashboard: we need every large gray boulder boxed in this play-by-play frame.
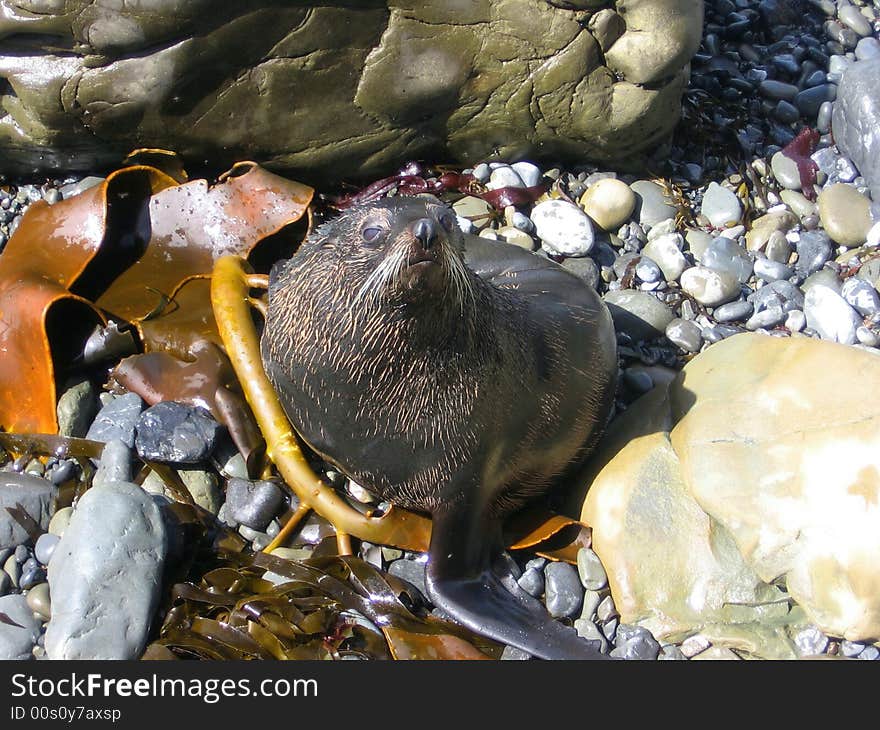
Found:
[0,0,703,179]
[833,58,880,203]
[45,481,167,660]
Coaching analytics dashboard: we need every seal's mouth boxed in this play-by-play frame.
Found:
[405,248,442,268]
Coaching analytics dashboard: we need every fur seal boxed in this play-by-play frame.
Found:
[261,195,618,659]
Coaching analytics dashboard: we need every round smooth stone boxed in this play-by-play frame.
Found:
[532,199,595,256]
[714,299,754,323]
[746,306,786,330]
[471,163,491,182]
[855,37,880,61]
[630,180,677,227]
[685,228,714,261]
[579,178,636,231]
[771,151,803,190]
[665,318,703,353]
[452,196,494,229]
[817,184,872,246]
[47,507,73,538]
[759,80,799,101]
[857,326,880,347]
[796,230,833,275]
[702,237,753,283]
[603,290,675,341]
[544,562,583,619]
[841,277,880,315]
[26,582,51,621]
[817,100,834,134]
[754,257,794,282]
[779,190,817,218]
[576,548,608,591]
[680,266,741,307]
[795,84,837,118]
[496,225,535,250]
[839,5,873,37]
[700,182,743,228]
[510,161,543,188]
[804,285,862,344]
[635,257,663,283]
[34,533,59,566]
[641,233,687,281]
[765,230,793,263]
[487,165,525,191]
[785,309,807,332]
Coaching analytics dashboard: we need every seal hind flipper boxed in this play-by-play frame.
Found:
[425,504,607,661]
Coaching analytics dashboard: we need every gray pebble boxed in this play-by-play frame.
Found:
[754,257,794,282]
[388,559,428,599]
[601,617,618,643]
[759,79,799,101]
[472,163,491,182]
[577,548,608,590]
[561,256,600,290]
[0,570,8,596]
[840,639,865,657]
[842,277,880,315]
[746,306,786,330]
[510,161,543,188]
[631,180,677,227]
[751,278,805,312]
[658,645,687,660]
[604,290,675,341]
[610,624,661,660]
[517,567,545,598]
[56,378,98,439]
[48,460,76,486]
[596,594,619,622]
[225,478,284,531]
[580,589,603,620]
[544,561,583,618]
[3,555,19,589]
[702,237,753,283]
[623,369,654,394]
[795,84,837,118]
[665,318,703,353]
[855,37,880,61]
[785,309,807,331]
[635,257,664,283]
[770,150,804,190]
[796,230,833,275]
[817,100,834,133]
[93,439,133,488]
[573,619,609,653]
[14,544,28,563]
[802,267,842,294]
[34,533,59,566]
[135,402,220,464]
[19,563,45,590]
[859,646,880,661]
[856,326,879,347]
[714,299,754,322]
[85,392,143,448]
[804,285,863,344]
[701,182,743,228]
[838,5,873,37]
[794,625,829,656]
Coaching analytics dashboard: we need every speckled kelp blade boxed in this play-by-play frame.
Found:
[0,166,176,433]
[149,554,499,660]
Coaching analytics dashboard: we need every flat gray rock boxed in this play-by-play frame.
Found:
[45,481,167,660]
[135,402,220,464]
[0,594,41,660]
[0,473,56,550]
[604,289,675,341]
[86,393,143,448]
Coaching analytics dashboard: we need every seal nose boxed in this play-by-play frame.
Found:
[411,218,438,250]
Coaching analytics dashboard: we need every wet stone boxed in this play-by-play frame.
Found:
[577,548,608,591]
[838,5,873,37]
[746,306,786,330]
[665,318,703,353]
[701,182,743,228]
[842,278,880,315]
[0,473,56,550]
[702,237,753,283]
[680,266,741,307]
[135,402,220,464]
[34,533,59,566]
[86,393,143,448]
[532,199,595,256]
[804,285,862,344]
[714,299,754,322]
[500,645,532,660]
[754,257,794,282]
[795,84,837,117]
[641,233,687,281]
[635,257,663,283]
[770,151,804,190]
[610,624,661,660]
[388,559,428,600]
[795,230,833,275]
[604,290,675,341]
[56,378,98,439]
[574,619,609,653]
[225,478,284,531]
[630,180,677,227]
[544,562,582,619]
[517,567,545,598]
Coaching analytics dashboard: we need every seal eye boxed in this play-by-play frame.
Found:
[362,226,383,244]
[439,213,457,232]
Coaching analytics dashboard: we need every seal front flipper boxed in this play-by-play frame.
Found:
[425,503,607,661]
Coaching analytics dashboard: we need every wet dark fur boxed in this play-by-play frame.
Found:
[261,195,618,659]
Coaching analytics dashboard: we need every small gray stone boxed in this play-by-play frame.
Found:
[680,266,741,307]
[0,473,56,550]
[561,256,600,289]
[840,640,865,657]
[604,290,675,341]
[842,276,880,315]
[658,645,687,660]
[858,646,880,660]
[610,624,661,660]
[516,567,545,598]
[34,533,59,566]
[532,199,595,256]
[838,5,873,36]
[56,378,98,438]
[856,326,880,347]
[635,257,663,283]
[179,469,222,515]
[45,481,167,660]
[702,237,753,283]
[135,402,220,464]
[26,581,51,620]
[92,439,133,488]
[751,278,806,312]
[577,548,608,590]
[754,257,794,282]
[802,268,842,294]
[544,561,582,618]
[225,478,283,531]
[19,562,45,590]
[785,309,807,332]
[641,233,687,281]
[388,559,428,599]
[510,161,542,188]
[573,619,608,653]
[796,231,833,276]
[665,318,703,353]
[580,589,603,620]
[765,230,793,263]
[795,84,837,118]
[855,37,880,61]
[85,393,143,448]
[759,79,799,101]
[0,594,41,660]
[833,58,880,203]
[773,99,800,124]
[804,285,863,344]
[714,299,754,322]
[487,165,525,190]
[817,100,834,133]
[596,594,619,623]
[701,182,743,228]
[630,180,677,227]
[794,625,830,656]
[746,306,786,330]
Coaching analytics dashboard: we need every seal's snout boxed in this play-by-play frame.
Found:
[411,218,438,251]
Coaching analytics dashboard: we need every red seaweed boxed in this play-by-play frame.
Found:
[780,128,820,201]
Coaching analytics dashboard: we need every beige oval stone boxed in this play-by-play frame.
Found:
[496,225,536,250]
[26,582,51,621]
[818,183,872,247]
[745,211,799,251]
[47,506,73,537]
[579,178,636,231]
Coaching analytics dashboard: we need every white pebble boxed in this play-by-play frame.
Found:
[531,199,595,256]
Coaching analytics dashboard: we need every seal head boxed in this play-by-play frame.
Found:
[262,195,618,659]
